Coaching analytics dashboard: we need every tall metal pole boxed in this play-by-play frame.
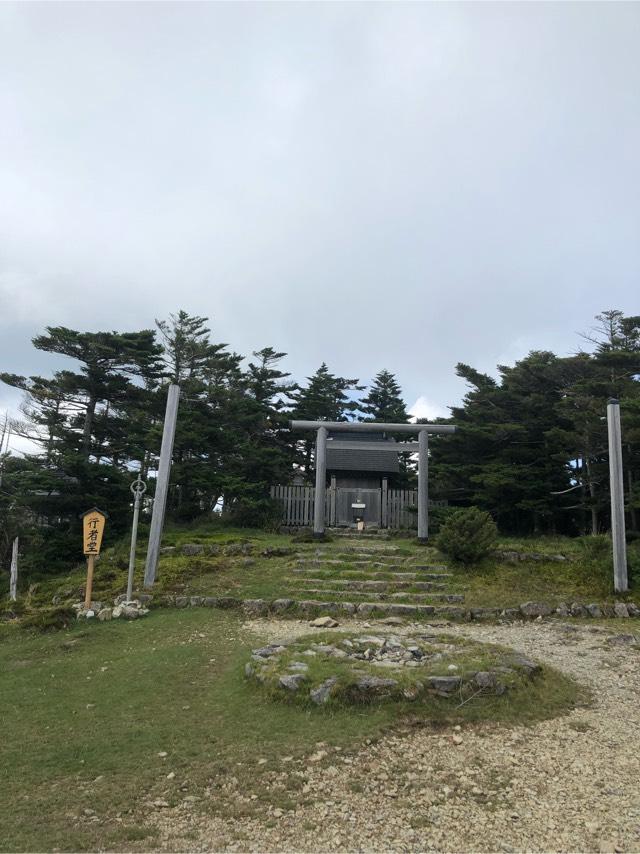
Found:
[9,536,18,601]
[144,384,180,587]
[607,399,628,592]
[418,429,429,543]
[127,478,147,601]
[313,426,328,538]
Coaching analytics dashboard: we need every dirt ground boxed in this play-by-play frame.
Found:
[152,618,640,853]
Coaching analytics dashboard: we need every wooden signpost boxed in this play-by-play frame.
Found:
[81,508,107,609]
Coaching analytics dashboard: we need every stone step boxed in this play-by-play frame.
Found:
[289,577,447,591]
[295,554,409,565]
[292,568,452,580]
[296,588,465,604]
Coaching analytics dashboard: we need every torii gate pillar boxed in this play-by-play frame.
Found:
[417,429,429,543]
[313,426,328,538]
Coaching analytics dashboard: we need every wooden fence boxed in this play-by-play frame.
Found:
[270,484,446,529]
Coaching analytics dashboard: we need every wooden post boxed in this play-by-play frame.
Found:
[607,399,628,592]
[313,426,327,538]
[418,429,429,543]
[144,384,180,588]
[84,554,96,609]
[381,477,388,528]
[330,475,337,527]
[9,536,18,601]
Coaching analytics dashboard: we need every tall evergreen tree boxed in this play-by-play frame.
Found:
[360,370,409,423]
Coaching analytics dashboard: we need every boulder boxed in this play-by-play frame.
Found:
[570,602,587,617]
[120,605,139,620]
[159,546,176,555]
[473,671,497,690]
[175,596,189,609]
[500,608,521,621]
[97,608,112,622]
[309,678,338,705]
[112,605,123,619]
[555,603,570,618]
[627,603,640,617]
[586,603,602,618]
[203,597,219,607]
[519,601,553,618]
[309,616,339,628]
[189,596,204,607]
[216,597,241,609]
[613,602,629,618]
[338,602,357,615]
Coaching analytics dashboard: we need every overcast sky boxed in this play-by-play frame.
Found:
[1,2,639,450]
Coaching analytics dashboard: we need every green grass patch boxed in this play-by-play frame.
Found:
[0,608,586,852]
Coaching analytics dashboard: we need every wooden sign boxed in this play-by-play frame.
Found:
[82,508,107,556]
[80,508,108,610]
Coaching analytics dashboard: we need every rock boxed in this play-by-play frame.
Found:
[388,604,420,617]
[298,600,339,615]
[310,616,339,628]
[470,608,500,620]
[509,655,542,677]
[555,603,570,617]
[189,596,204,607]
[434,607,466,620]
[206,544,221,556]
[159,546,176,555]
[500,608,521,621]
[112,606,123,619]
[181,543,205,556]
[355,676,398,695]
[606,634,637,646]
[427,676,462,695]
[310,677,338,705]
[570,602,587,617]
[338,602,357,615]
[472,671,503,693]
[242,599,268,617]
[85,610,95,619]
[308,750,328,762]
[452,735,463,745]
[520,601,553,618]
[381,617,405,626]
[586,603,602,618]
[203,597,219,607]
[216,597,241,609]
[279,674,307,691]
[252,644,287,658]
[97,608,112,622]
[270,598,295,614]
[175,596,189,609]
[613,602,629,618]
[120,605,139,620]
[628,602,640,617]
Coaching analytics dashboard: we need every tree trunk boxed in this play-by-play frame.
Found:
[82,395,97,457]
[628,467,638,531]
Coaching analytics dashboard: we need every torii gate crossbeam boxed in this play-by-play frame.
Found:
[289,421,456,542]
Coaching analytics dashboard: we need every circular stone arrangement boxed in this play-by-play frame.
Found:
[244,631,543,706]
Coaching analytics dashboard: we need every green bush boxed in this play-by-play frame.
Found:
[436,507,498,565]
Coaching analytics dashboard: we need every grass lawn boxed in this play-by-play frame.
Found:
[0,608,584,852]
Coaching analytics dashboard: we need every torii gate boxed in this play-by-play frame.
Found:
[290,420,457,542]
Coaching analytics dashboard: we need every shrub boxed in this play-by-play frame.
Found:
[436,507,498,565]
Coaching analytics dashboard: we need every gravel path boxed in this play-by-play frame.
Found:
[153,619,640,853]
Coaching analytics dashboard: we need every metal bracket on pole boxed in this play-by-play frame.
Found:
[144,384,180,587]
[127,477,147,601]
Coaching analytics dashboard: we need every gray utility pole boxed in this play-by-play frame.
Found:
[9,536,18,601]
[126,477,147,601]
[144,384,180,588]
[313,426,328,538]
[417,429,429,543]
[607,399,628,592]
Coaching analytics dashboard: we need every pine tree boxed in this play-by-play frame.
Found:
[360,370,409,423]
